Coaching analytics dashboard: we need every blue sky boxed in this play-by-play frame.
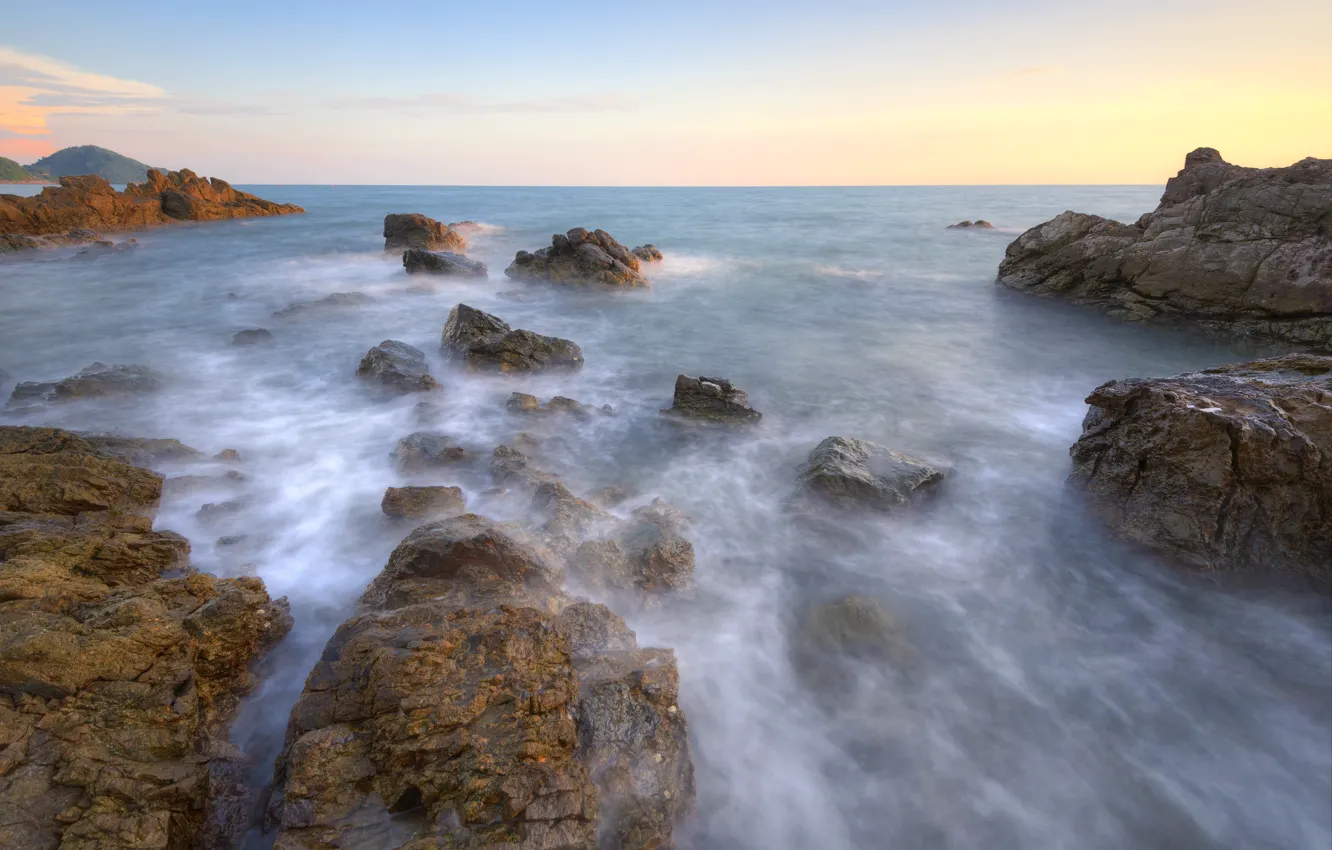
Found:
[3,0,1329,184]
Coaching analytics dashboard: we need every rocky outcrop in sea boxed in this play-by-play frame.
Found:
[997,148,1332,349]
[506,228,652,288]
[383,213,468,253]
[0,170,303,248]
[1069,354,1331,591]
[441,303,585,373]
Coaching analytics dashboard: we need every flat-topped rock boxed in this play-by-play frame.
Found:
[997,149,1332,349]
[663,374,761,424]
[356,339,440,393]
[797,436,948,513]
[401,247,487,277]
[440,303,584,373]
[505,227,651,288]
[383,212,466,253]
[380,485,466,520]
[7,362,163,408]
[1069,354,1332,591]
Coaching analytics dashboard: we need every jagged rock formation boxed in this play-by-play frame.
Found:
[441,303,584,373]
[997,148,1332,349]
[0,170,302,246]
[506,228,651,288]
[663,375,761,425]
[796,436,948,513]
[1069,354,1332,590]
[0,426,291,848]
[402,248,487,277]
[383,213,467,253]
[6,362,163,409]
[356,340,440,393]
[266,512,695,849]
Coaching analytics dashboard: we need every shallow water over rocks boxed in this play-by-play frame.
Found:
[2,184,1329,850]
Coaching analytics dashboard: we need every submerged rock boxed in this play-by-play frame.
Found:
[1069,353,1332,590]
[505,227,651,288]
[507,391,613,419]
[531,481,614,554]
[6,362,164,408]
[632,243,664,262]
[391,432,469,472]
[232,327,273,346]
[82,434,205,468]
[797,436,948,513]
[383,212,466,253]
[440,303,584,373]
[663,374,761,425]
[0,425,291,848]
[381,485,466,520]
[490,443,558,489]
[792,594,913,697]
[356,339,440,393]
[271,291,374,319]
[402,247,488,277]
[997,148,1332,349]
[947,220,994,229]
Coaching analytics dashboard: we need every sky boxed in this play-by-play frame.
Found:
[1,0,1329,185]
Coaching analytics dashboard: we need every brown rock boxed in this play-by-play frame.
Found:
[997,149,1332,349]
[631,243,664,262]
[356,339,440,394]
[391,432,469,473]
[401,248,487,277]
[380,485,466,520]
[1069,354,1332,590]
[506,228,652,288]
[383,212,467,253]
[6,362,164,409]
[441,303,584,374]
[797,436,948,513]
[663,374,761,425]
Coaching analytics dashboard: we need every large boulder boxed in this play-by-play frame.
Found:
[997,149,1332,349]
[7,362,164,409]
[383,213,466,253]
[356,339,440,393]
[440,303,584,373]
[663,374,761,425]
[402,248,487,277]
[0,426,291,849]
[797,436,948,513]
[1069,354,1332,590]
[505,228,651,288]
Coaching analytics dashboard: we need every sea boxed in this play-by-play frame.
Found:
[1,184,1329,850]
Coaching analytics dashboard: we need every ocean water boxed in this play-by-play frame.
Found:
[1,185,1329,850]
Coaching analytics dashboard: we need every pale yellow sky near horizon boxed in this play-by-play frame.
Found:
[2,0,1330,185]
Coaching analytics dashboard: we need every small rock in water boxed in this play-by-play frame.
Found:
[797,436,947,513]
[947,219,995,229]
[214,448,242,462]
[632,243,664,262]
[7,362,164,409]
[392,432,469,472]
[271,291,373,319]
[413,400,443,423]
[356,339,440,394]
[231,328,273,346]
[402,248,488,277]
[490,444,558,489]
[383,212,467,253]
[505,227,651,288]
[440,303,583,373]
[663,374,761,425]
[505,391,611,419]
[381,485,466,520]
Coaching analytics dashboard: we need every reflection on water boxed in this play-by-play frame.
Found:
[2,185,1328,850]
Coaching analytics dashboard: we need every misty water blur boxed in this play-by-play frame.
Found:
[1,184,1328,850]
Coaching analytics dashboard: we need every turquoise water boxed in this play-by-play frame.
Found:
[2,185,1328,849]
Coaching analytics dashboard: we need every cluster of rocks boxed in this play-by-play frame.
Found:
[507,392,613,419]
[0,426,291,848]
[997,148,1332,349]
[506,228,654,288]
[0,170,303,251]
[442,303,584,373]
[947,219,994,229]
[386,213,490,281]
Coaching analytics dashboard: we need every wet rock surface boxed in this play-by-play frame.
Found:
[401,247,488,277]
[232,328,274,346]
[0,425,291,849]
[508,392,613,419]
[947,220,994,229]
[6,362,164,409]
[380,485,466,520]
[997,148,1332,349]
[356,339,440,393]
[1069,354,1332,590]
[392,432,470,473]
[631,243,664,262]
[798,436,948,513]
[383,212,467,253]
[506,228,651,288]
[81,434,205,468]
[663,374,761,425]
[441,303,584,373]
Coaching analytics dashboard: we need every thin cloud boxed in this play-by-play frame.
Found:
[328,91,636,114]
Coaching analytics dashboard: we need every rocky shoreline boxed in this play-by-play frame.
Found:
[1,168,304,253]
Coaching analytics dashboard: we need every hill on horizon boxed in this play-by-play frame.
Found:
[25,145,165,183]
[0,156,42,182]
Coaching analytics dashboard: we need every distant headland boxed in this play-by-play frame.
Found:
[0,145,163,184]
